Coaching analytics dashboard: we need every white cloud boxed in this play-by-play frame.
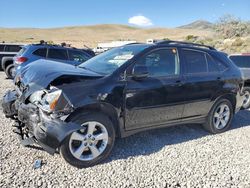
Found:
[128,15,153,27]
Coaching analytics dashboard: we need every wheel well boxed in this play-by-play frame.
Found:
[66,103,121,137]
[244,80,250,88]
[217,94,236,113]
[4,60,13,70]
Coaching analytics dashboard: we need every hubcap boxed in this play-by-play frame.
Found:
[213,104,230,130]
[69,121,108,161]
[242,91,250,109]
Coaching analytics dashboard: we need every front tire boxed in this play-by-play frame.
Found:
[60,113,115,168]
[203,98,233,134]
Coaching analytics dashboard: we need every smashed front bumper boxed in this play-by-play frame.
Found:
[2,90,81,155]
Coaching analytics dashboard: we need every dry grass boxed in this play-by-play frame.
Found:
[0,24,213,48]
[1,24,249,54]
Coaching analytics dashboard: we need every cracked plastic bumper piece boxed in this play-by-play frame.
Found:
[2,90,82,155]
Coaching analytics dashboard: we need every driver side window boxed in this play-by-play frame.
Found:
[135,48,180,77]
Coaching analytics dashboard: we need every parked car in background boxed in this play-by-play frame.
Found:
[11,42,95,79]
[0,43,23,75]
[2,41,244,168]
[229,53,250,109]
[93,40,137,54]
[93,46,106,54]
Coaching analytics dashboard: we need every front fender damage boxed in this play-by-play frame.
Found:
[33,115,82,154]
[2,89,82,155]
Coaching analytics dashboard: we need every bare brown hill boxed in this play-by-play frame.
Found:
[0,24,214,48]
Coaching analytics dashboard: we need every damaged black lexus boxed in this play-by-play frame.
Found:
[2,41,244,168]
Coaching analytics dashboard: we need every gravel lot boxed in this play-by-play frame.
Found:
[0,72,249,188]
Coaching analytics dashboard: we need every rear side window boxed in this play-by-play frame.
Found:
[183,50,207,74]
[17,47,26,56]
[68,50,90,63]
[0,45,5,51]
[48,49,68,60]
[230,56,250,68]
[33,48,47,58]
[206,54,219,72]
[5,45,21,52]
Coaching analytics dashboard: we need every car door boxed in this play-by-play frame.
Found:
[124,47,186,130]
[180,48,224,118]
[47,48,69,63]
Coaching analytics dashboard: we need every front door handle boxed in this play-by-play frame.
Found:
[176,80,183,86]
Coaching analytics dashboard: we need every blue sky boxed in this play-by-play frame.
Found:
[0,0,249,28]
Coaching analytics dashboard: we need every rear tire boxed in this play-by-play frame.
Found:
[60,113,115,168]
[203,98,233,134]
[5,64,15,79]
[241,87,250,110]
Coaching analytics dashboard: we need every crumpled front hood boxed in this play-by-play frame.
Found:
[15,59,102,98]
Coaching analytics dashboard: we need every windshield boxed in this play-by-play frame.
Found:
[79,45,149,75]
[230,55,250,68]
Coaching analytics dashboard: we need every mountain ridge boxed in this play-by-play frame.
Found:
[178,20,214,30]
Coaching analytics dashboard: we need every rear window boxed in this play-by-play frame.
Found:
[48,49,68,60]
[229,55,250,68]
[33,48,47,58]
[0,45,5,51]
[17,47,26,56]
[5,45,21,52]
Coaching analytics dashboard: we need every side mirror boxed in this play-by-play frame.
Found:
[132,65,149,79]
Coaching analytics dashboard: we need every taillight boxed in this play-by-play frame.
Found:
[15,57,28,64]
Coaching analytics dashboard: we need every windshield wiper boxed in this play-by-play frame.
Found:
[78,66,94,72]
[78,66,106,76]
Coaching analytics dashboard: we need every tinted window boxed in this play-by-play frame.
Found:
[79,45,149,75]
[33,48,47,57]
[230,56,250,68]
[206,54,219,72]
[0,45,5,51]
[68,50,90,63]
[136,48,179,77]
[5,45,21,52]
[183,50,207,74]
[48,49,68,60]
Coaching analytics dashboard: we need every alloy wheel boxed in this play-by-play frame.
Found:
[69,121,109,161]
[242,91,250,109]
[213,103,231,130]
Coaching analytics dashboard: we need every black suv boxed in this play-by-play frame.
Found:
[0,43,22,72]
[2,41,244,168]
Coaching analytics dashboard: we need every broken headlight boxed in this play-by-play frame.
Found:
[41,89,62,112]
[29,87,73,113]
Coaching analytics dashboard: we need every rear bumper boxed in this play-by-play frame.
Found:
[2,90,81,154]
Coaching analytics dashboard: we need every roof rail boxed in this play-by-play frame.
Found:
[156,40,216,50]
[124,42,143,45]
